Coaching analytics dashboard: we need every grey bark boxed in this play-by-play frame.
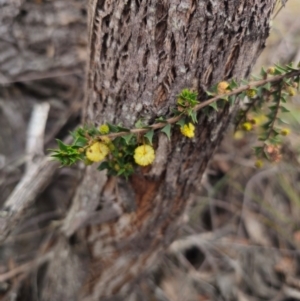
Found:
[0,0,277,300]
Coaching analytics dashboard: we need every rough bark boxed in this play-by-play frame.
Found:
[0,0,277,300]
[41,1,276,300]
[0,0,87,83]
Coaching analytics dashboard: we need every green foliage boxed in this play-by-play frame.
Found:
[50,139,84,166]
[97,136,136,179]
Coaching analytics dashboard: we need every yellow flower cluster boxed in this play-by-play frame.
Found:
[134,145,155,166]
[86,142,109,162]
[217,81,229,95]
[99,124,110,134]
[180,123,195,138]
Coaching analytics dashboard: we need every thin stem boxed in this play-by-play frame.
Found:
[97,69,300,140]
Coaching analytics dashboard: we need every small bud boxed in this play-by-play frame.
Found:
[267,67,275,75]
[217,81,229,95]
[246,89,257,99]
[286,86,296,96]
[280,128,290,136]
[78,148,85,153]
[100,136,111,144]
[233,130,244,140]
[249,117,259,125]
[241,122,253,131]
[254,159,263,168]
[99,124,110,134]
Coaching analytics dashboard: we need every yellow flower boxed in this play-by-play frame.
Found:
[217,81,229,95]
[180,123,195,138]
[255,159,263,168]
[246,89,256,98]
[134,145,155,166]
[241,122,252,131]
[99,124,110,134]
[280,128,290,136]
[86,142,109,162]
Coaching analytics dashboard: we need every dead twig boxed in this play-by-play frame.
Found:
[26,102,50,171]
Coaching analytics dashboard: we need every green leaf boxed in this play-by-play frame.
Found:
[135,119,145,128]
[269,136,281,145]
[161,124,171,140]
[280,95,287,103]
[253,146,263,156]
[229,95,236,106]
[144,129,154,145]
[239,91,247,99]
[251,75,261,81]
[155,116,167,122]
[263,82,271,91]
[274,64,287,75]
[283,77,292,85]
[268,105,277,110]
[261,121,272,130]
[190,111,197,124]
[122,133,134,145]
[296,76,300,92]
[176,118,186,127]
[258,134,268,141]
[97,161,109,171]
[285,63,298,72]
[229,79,239,89]
[277,118,289,125]
[209,102,218,111]
[117,169,126,176]
[260,67,267,77]
[56,139,69,152]
[280,106,290,113]
[220,95,229,101]
[107,123,119,133]
[116,125,130,132]
[74,137,88,147]
[206,90,215,97]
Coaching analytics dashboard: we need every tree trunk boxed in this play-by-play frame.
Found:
[1,0,277,300]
